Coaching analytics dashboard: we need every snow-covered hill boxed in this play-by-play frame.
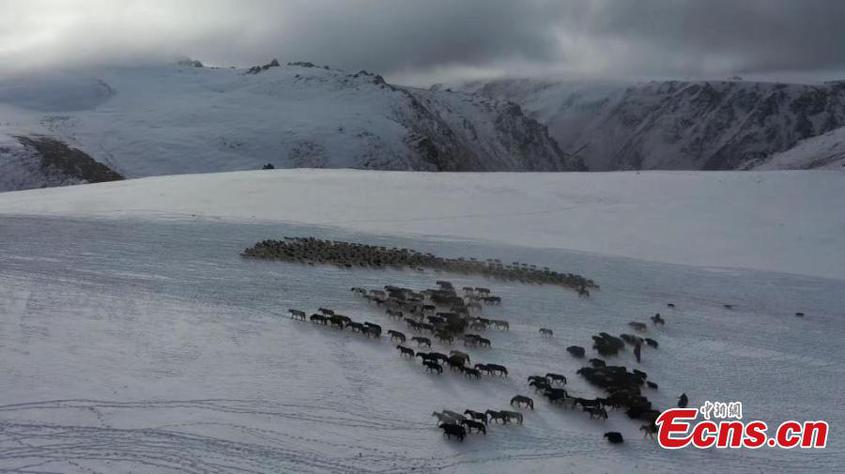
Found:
[0,62,581,191]
[462,78,845,171]
[0,170,843,473]
[752,126,845,170]
[1,169,842,281]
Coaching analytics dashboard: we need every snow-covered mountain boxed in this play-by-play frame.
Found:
[0,62,582,192]
[462,78,845,171]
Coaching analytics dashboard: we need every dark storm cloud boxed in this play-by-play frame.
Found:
[1,0,843,83]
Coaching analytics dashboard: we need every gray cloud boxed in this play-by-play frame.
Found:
[1,0,843,83]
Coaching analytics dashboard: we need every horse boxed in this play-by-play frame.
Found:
[491,320,509,331]
[650,313,665,326]
[476,337,491,348]
[363,322,382,337]
[412,336,431,347]
[318,307,334,316]
[640,424,658,439]
[584,406,608,420]
[462,367,482,379]
[288,309,306,320]
[485,410,509,424]
[447,356,466,371]
[566,346,586,358]
[546,373,567,385]
[529,378,550,391]
[510,395,534,410]
[629,321,648,332]
[464,410,487,424]
[416,352,437,363]
[424,361,443,374]
[589,358,606,368]
[346,321,366,333]
[501,411,523,424]
[434,331,454,344]
[309,314,328,324]
[539,328,553,337]
[485,364,508,377]
[388,330,406,343]
[396,345,415,357]
[449,351,471,365]
[460,419,487,434]
[439,423,466,441]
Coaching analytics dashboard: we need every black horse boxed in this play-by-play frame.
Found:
[439,423,466,441]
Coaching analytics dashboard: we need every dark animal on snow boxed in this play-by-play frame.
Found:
[528,379,550,392]
[447,356,466,371]
[439,423,465,441]
[461,367,482,379]
[584,406,608,420]
[346,321,366,333]
[485,410,509,424]
[464,410,487,424]
[539,328,553,337]
[604,432,624,444]
[644,338,658,348]
[589,358,606,368]
[546,373,567,385]
[288,309,306,320]
[416,352,437,363]
[396,345,415,357]
[678,393,689,408]
[424,361,443,374]
[629,321,648,332]
[364,322,382,337]
[567,346,586,358]
[412,336,431,347]
[434,331,454,344]
[485,364,508,377]
[646,381,658,389]
[501,410,524,424]
[666,303,675,308]
[309,314,328,324]
[723,304,734,309]
[640,424,658,439]
[650,313,665,326]
[795,312,805,317]
[449,351,471,365]
[318,307,334,316]
[461,419,487,434]
[510,395,534,409]
[388,330,406,343]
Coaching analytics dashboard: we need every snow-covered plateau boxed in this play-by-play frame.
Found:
[0,169,842,473]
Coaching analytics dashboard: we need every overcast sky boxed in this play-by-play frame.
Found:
[2,0,844,84]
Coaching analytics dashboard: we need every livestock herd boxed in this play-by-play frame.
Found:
[243,237,598,294]
[287,276,679,446]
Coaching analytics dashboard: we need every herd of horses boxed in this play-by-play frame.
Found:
[288,275,678,445]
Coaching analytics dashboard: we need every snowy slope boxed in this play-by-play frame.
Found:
[463,78,845,170]
[753,126,845,170]
[0,169,842,281]
[0,63,580,192]
[0,171,843,472]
